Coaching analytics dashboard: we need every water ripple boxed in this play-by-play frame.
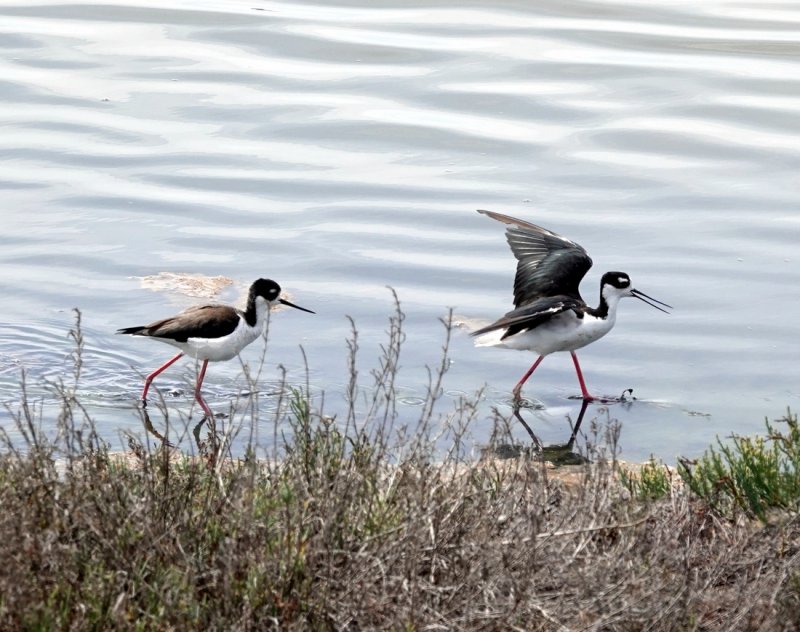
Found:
[1,0,798,460]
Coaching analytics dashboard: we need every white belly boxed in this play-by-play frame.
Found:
[160,323,262,362]
[475,311,615,356]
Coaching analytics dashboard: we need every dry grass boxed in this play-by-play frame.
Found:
[0,306,798,631]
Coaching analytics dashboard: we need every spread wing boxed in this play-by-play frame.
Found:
[471,295,583,340]
[117,305,241,343]
[478,209,592,307]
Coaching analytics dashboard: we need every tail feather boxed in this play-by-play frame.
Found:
[116,326,147,335]
[470,321,503,338]
[473,328,506,348]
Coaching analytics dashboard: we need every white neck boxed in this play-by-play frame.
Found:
[600,285,627,321]
[251,296,271,329]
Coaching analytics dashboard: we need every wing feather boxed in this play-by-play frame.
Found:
[478,209,592,306]
[471,296,582,340]
[118,305,241,343]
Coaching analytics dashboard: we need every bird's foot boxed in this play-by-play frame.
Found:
[511,391,522,412]
[194,396,214,419]
[518,398,544,410]
[196,407,227,420]
[570,388,635,404]
[511,388,545,412]
[511,389,532,406]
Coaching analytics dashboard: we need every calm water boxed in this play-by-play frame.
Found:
[1,0,798,461]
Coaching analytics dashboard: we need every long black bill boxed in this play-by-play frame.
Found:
[279,298,315,314]
[631,289,671,314]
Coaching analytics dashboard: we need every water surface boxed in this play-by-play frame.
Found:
[1,0,799,461]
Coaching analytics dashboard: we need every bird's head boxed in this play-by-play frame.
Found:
[251,278,315,313]
[601,271,671,313]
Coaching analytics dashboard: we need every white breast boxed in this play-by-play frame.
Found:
[475,310,616,356]
[160,319,262,362]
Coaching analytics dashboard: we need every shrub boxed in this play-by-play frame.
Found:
[678,410,800,522]
[0,306,798,630]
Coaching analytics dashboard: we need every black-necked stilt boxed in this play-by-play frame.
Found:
[472,209,670,403]
[117,278,314,417]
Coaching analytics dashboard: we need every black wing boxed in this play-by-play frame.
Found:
[117,305,241,343]
[471,295,583,340]
[478,209,592,307]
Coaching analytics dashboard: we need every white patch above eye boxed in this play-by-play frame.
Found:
[617,276,629,286]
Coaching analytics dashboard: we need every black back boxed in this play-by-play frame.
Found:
[117,305,242,342]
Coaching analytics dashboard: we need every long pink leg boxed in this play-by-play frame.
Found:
[570,351,596,401]
[194,359,213,418]
[512,355,544,400]
[141,352,184,403]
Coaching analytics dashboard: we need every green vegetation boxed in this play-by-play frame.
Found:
[619,456,674,501]
[678,410,800,522]
[0,308,798,630]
